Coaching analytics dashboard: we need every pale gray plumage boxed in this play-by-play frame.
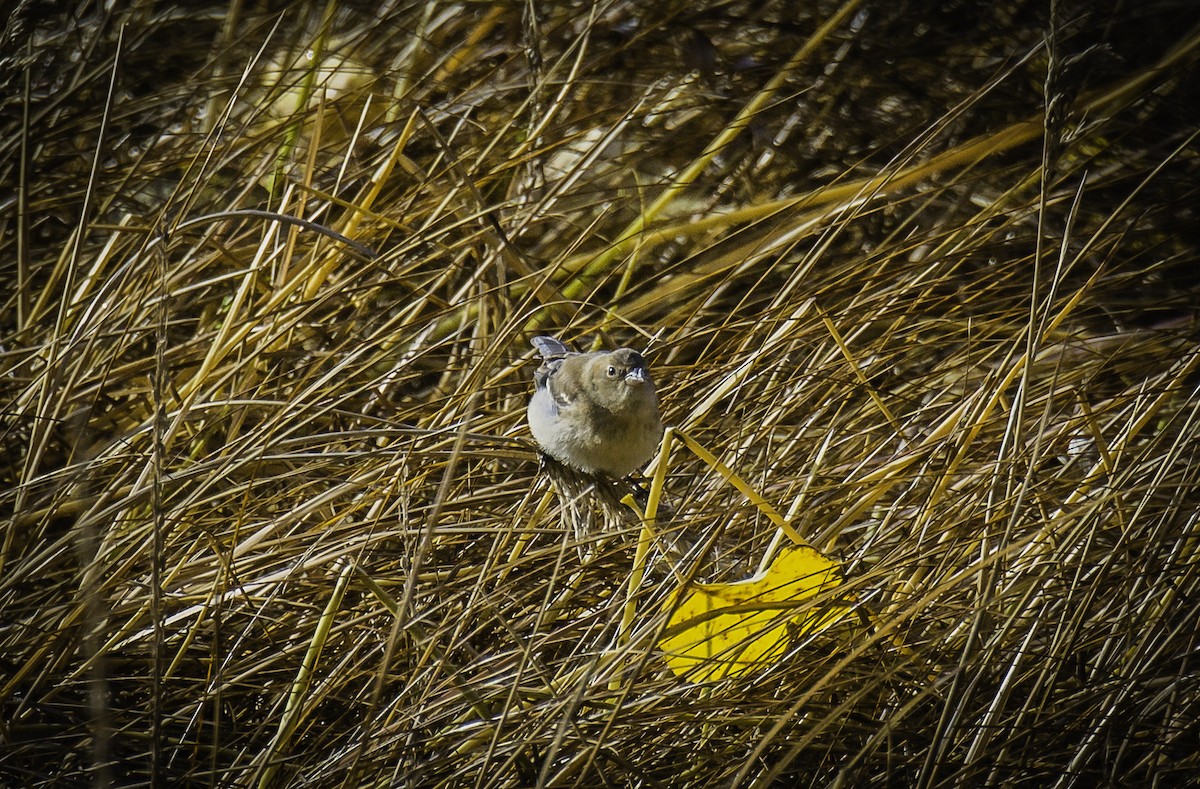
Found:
[527,336,664,477]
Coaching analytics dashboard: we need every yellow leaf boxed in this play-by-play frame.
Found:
[659,544,850,681]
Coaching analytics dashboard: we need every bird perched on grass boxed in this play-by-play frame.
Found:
[527,336,664,478]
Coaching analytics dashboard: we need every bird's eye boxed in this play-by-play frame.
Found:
[606,365,617,378]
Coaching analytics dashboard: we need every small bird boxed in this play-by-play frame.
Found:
[527,336,664,477]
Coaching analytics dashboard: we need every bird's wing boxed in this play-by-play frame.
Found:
[531,336,571,359]
[533,356,564,394]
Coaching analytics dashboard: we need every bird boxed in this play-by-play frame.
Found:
[527,336,664,478]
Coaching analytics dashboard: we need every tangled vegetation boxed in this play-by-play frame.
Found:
[3,1,1199,786]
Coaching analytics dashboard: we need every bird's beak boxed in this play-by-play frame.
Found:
[625,367,648,384]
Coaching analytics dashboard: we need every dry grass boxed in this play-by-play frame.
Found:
[3,1,1200,786]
